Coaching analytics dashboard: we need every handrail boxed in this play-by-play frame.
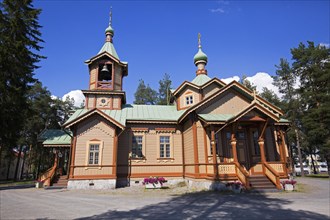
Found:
[234,162,250,190]
[38,154,58,186]
[264,162,281,189]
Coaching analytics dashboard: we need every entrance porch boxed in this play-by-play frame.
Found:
[202,119,289,190]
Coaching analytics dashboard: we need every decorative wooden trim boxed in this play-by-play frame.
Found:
[211,127,218,178]
[130,127,149,132]
[69,128,77,178]
[71,174,116,180]
[72,165,115,168]
[177,96,181,110]
[93,95,97,108]
[192,120,200,174]
[181,127,186,177]
[117,163,182,167]
[203,128,209,170]
[129,172,182,178]
[112,133,118,175]
[86,96,89,109]
[155,127,176,132]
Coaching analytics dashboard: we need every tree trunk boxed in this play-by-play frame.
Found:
[6,156,12,180]
[20,149,27,179]
[295,128,304,177]
[14,145,22,181]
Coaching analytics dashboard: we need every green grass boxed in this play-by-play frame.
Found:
[0,180,35,187]
[305,173,329,179]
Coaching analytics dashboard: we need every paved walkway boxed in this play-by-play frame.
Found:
[0,177,329,219]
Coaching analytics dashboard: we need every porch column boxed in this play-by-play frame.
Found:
[210,127,218,178]
[279,130,288,164]
[258,138,266,163]
[230,135,238,163]
[69,128,77,179]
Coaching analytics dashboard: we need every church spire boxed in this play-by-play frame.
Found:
[193,33,208,75]
[105,7,114,43]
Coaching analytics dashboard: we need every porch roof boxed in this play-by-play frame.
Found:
[38,129,72,147]
[198,114,235,122]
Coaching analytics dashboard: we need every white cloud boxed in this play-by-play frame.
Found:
[222,72,282,97]
[320,43,329,48]
[221,75,240,84]
[209,8,225,13]
[50,95,58,100]
[246,72,280,96]
[62,90,85,107]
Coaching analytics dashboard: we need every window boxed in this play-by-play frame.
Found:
[88,144,100,165]
[185,95,193,105]
[132,135,143,158]
[160,136,171,158]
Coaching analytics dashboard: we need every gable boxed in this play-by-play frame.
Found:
[177,87,201,110]
[203,82,222,98]
[76,114,115,138]
[199,90,250,115]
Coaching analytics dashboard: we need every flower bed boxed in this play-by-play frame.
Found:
[226,181,243,193]
[281,180,297,191]
[142,177,166,189]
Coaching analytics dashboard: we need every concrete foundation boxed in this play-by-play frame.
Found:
[68,179,116,190]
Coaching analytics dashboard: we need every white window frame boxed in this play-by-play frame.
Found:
[185,94,194,106]
[132,135,144,158]
[85,140,103,168]
[129,131,147,160]
[158,135,173,159]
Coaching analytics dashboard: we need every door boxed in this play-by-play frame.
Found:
[236,130,249,169]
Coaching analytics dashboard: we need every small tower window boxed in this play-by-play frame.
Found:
[185,95,193,105]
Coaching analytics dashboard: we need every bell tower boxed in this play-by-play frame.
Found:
[82,9,128,110]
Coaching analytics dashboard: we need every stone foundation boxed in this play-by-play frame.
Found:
[68,179,116,190]
[185,179,227,191]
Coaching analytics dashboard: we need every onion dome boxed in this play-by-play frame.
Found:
[193,33,208,65]
[193,47,208,64]
[105,25,114,36]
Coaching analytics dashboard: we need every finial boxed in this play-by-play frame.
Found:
[198,33,201,48]
[109,6,113,26]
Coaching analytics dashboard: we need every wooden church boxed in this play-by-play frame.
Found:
[39,13,290,190]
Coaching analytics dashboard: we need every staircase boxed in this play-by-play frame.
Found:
[50,175,68,189]
[249,175,278,192]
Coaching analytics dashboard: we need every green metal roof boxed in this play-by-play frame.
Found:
[65,104,186,127]
[198,114,235,122]
[98,41,119,60]
[279,118,290,123]
[105,25,114,35]
[38,129,72,146]
[191,74,211,86]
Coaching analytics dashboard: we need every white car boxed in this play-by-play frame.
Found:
[294,164,310,176]
[318,163,328,173]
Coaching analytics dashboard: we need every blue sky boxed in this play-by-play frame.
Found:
[33,0,329,105]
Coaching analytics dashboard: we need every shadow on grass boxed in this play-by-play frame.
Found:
[76,190,328,220]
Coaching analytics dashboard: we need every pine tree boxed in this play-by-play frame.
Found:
[240,74,257,91]
[291,42,330,174]
[157,73,172,105]
[0,0,44,179]
[134,79,157,105]
[259,87,282,108]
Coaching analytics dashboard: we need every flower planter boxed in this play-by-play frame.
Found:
[145,183,162,189]
[284,184,294,191]
[35,182,43,189]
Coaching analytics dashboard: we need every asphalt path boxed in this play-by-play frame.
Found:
[0,177,329,219]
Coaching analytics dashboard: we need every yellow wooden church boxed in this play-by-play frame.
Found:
[39,14,290,191]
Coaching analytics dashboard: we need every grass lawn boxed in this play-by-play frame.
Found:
[0,180,35,187]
